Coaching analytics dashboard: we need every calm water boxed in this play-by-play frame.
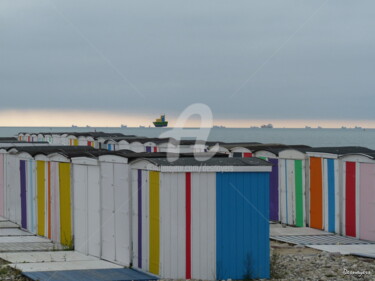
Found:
[2,127,375,149]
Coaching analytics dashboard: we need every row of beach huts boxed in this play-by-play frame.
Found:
[0,131,374,280]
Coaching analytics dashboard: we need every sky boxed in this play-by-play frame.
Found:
[1,0,374,127]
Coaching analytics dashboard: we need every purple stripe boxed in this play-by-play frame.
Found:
[20,160,27,229]
[138,169,142,268]
[269,158,279,221]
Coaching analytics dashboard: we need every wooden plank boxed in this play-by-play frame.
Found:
[73,164,88,255]
[114,163,130,265]
[177,172,186,278]
[100,162,115,261]
[88,165,101,258]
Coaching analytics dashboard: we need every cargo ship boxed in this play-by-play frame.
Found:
[153,114,168,127]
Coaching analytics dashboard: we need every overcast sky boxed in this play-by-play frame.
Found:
[1,0,374,127]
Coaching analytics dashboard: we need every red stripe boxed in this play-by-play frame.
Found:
[243,152,252,158]
[185,172,191,279]
[154,147,158,152]
[346,162,356,237]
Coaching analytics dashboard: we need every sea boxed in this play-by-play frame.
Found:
[2,127,375,150]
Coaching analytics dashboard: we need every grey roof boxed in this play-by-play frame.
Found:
[18,132,131,139]
[139,157,271,167]
[104,137,172,144]
[215,142,262,149]
[0,141,48,144]
[306,146,374,155]
[120,151,229,161]
[252,145,312,155]
[8,146,96,156]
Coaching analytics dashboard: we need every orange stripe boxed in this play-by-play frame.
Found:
[310,157,323,229]
[48,162,51,239]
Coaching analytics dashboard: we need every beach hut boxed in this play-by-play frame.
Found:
[213,142,260,157]
[72,151,131,265]
[37,133,45,142]
[339,152,375,240]
[306,147,373,233]
[72,155,101,258]
[1,149,38,231]
[3,153,22,225]
[277,147,311,227]
[131,157,272,280]
[144,141,159,153]
[254,148,282,223]
[67,134,79,146]
[231,147,253,158]
[99,154,131,265]
[17,152,37,232]
[129,140,145,153]
[104,139,118,151]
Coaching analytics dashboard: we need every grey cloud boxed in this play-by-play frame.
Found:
[1,0,374,120]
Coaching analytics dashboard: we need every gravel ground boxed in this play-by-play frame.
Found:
[0,242,374,281]
[268,240,375,280]
[0,258,31,281]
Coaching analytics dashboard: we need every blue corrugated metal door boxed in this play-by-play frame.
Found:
[216,172,270,280]
[327,159,335,232]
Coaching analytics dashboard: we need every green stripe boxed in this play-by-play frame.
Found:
[258,156,267,160]
[294,160,304,227]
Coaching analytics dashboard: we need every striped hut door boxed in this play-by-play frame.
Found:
[59,163,72,247]
[309,157,323,229]
[37,161,46,237]
[327,159,336,233]
[269,159,279,221]
[294,160,304,227]
[359,163,375,241]
[28,160,36,234]
[149,171,160,275]
[345,162,356,237]
[286,160,295,225]
[20,160,27,229]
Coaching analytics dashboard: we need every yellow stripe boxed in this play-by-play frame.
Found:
[59,163,72,247]
[37,161,45,236]
[74,139,79,146]
[149,171,160,275]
